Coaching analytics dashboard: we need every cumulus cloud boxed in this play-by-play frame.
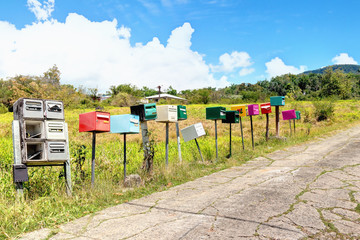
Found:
[210,51,253,72]
[27,0,55,22]
[265,57,307,78]
[239,68,255,76]
[332,53,358,65]
[0,15,229,92]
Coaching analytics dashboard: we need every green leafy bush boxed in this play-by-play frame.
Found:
[313,101,335,121]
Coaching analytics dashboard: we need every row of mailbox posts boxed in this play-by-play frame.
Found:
[12,96,300,195]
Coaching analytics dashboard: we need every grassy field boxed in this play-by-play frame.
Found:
[1,100,360,239]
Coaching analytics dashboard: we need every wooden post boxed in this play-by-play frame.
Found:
[275,106,280,137]
[215,120,218,159]
[240,117,244,150]
[165,123,169,167]
[176,122,182,162]
[91,131,96,186]
[293,119,296,134]
[140,121,152,172]
[123,133,127,180]
[250,115,255,149]
[195,138,204,162]
[289,120,292,136]
[265,113,269,141]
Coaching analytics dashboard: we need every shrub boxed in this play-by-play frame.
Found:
[313,101,335,121]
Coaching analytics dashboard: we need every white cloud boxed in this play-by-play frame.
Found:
[210,51,253,72]
[332,53,358,65]
[0,15,229,92]
[239,68,255,76]
[265,57,307,78]
[27,0,55,22]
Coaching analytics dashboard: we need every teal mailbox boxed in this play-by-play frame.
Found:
[110,114,140,134]
[270,96,285,106]
[295,111,301,120]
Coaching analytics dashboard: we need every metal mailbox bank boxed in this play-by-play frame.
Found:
[12,98,72,196]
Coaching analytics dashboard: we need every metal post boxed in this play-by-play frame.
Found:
[165,123,169,167]
[275,106,280,137]
[215,120,218,159]
[12,120,24,197]
[293,119,296,134]
[176,122,182,162]
[195,138,204,162]
[228,123,232,158]
[91,131,96,186]
[240,117,244,150]
[250,115,255,149]
[289,120,292,136]
[124,133,127,180]
[265,113,269,141]
[64,123,72,195]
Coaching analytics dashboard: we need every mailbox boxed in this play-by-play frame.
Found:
[177,105,187,121]
[25,142,45,163]
[79,111,110,132]
[260,103,272,114]
[130,103,157,122]
[295,111,301,120]
[45,100,64,120]
[45,121,66,140]
[282,109,296,120]
[222,111,240,123]
[270,96,285,106]
[14,98,44,120]
[156,105,178,123]
[230,105,247,117]
[206,107,226,120]
[248,104,259,116]
[24,121,45,139]
[181,123,206,142]
[110,114,140,134]
[13,164,28,182]
[47,141,67,161]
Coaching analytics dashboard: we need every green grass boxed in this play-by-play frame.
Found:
[1,100,360,239]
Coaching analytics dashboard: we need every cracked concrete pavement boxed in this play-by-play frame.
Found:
[20,126,360,239]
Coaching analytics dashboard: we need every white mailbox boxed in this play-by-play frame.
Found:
[47,141,67,161]
[181,123,206,142]
[45,121,66,140]
[45,100,64,120]
[156,105,178,123]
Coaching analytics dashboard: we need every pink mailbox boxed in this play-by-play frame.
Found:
[282,110,296,120]
[247,104,259,116]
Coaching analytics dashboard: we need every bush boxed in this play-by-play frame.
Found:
[110,92,139,107]
[313,101,335,121]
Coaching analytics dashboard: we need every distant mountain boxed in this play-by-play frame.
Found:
[303,64,360,75]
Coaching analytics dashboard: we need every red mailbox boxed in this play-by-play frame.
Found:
[79,111,110,132]
[260,103,272,114]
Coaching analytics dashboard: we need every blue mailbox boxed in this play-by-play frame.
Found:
[110,114,140,134]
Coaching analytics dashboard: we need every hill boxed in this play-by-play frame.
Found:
[303,64,360,75]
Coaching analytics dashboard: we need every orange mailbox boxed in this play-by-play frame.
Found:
[79,111,110,132]
[260,103,272,114]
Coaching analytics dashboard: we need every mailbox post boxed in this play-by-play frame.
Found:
[110,114,140,180]
[79,111,110,186]
[181,123,206,162]
[248,104,259,149]
[176,105,187,162]
[231,105,246,150]
[294,111,301,133]
[282,110,297,136]
[260,103,272,141]
[12,98,72,196]
[206,107,226,159]
[222,111,239,158]
[270,96,285,137]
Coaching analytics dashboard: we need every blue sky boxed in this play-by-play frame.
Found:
[0,0,359,92]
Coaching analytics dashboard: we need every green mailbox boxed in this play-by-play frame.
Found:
[206,107,226,120]
[270,96,285,106]
[222,111,240,124]
[295,111,301,120]
[130,103,157,122]
[177,105,187,121]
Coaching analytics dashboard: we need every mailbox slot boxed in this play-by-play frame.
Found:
[110,114,140,134]
[248,104,259,116]
[206,107,226,120]
[156,105,178,123]
[24,121,45,139]
[23,99,44,119]
[26,142,45,162]
[270,96,285,106]
[45,101,64,120]
[47,141,67,161]
[45,121,66,140]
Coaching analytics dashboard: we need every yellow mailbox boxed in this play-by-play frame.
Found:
[230,105,247,117]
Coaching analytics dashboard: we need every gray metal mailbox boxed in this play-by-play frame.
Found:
[45,100,64,120]
[181,123,206,142]
[14,98,44,120]
[47,141,67,161]
[45,121,66,140]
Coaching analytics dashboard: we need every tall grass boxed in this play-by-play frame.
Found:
[1,100,360,238]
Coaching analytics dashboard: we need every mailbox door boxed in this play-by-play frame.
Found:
[23,99,44,119]
[177,105,187,120]
[129,115,140,134]
[248,104,259,116]
[296,111,301,120]
[144,104,157,121]
[234,112,240,123]
[47,141,67,161]
[168,105,178,122]
[282,110,296,120]
[238,105,247,117]
[260,103,272,114]
[45,121,66,140]
[45,101,64,120]
[95,112,110,132]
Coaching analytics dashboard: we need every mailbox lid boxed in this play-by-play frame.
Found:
[295,111,301,120]
[95,112,111,132]
[144,103,157,121]
[156,105,178,123]
[177,105,187,120]
[47,141,68,161]
[45,120,66,140]
[222,111,239,123]
[206,107,226,120]
[270,96,285,106]
[110,114,140,134]
[13,98,44,120]
[181,123,205,142]
[45,100,64,120]
[248,104,260,116]
[260,103,272,114]
[230,105,247,117]
[282,109,296,120]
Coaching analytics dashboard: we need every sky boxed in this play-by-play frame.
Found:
[0,0,359,93]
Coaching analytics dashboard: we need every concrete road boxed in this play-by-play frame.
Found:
[21,126,360,239]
